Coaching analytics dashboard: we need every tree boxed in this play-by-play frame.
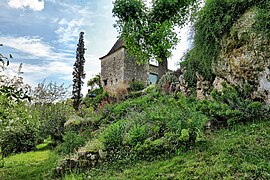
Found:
[72,32,86,110]
[87,74,102,92]
[112,0,196,79]
[31,80,70,105]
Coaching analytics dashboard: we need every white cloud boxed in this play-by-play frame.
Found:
[55,18,83,46]
[55,5,94,46]
[8,0,45,11]
[0,36,71,61]
[1,60,74,89]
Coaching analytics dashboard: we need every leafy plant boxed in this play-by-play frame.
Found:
[56,129,90,155]
[197,83,270,126]
[34,102,74,145]
[100,120,127,149]
[157,71,178,92]
[0,98,38,157]
[129,80,145,92]
[182,0,266,86]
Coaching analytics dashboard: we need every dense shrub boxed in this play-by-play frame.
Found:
[157,71,178,93]
[83,88,104,108]
[129,81,145,92]
[197,83,270,126]
[34,102,74,144]
[56,129,91,155]
[254,0,270,37]
[100,120,127,149]
[96,92,208,159]
[182,0,267,86]
[0,95,38,157]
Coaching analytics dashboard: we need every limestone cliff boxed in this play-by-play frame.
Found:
[212,8,270,103]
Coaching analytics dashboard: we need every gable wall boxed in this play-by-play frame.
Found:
[100,48,125,87]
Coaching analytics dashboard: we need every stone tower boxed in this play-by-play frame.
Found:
[100,39,159,90]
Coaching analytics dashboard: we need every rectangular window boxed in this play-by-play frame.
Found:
[148,73,158,84]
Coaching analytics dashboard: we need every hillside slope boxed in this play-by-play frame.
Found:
[66,120,270,179]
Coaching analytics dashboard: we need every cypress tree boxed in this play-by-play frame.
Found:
[72,32,86,110]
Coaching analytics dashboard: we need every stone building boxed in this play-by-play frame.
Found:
[99,39,159,89]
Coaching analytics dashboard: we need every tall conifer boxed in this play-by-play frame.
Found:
[72,32,86,110]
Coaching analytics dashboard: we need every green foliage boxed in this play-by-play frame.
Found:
[197,83,270,125]
[1,123,37,157]
[157,71,178,91]
[0,93,38,157]
[87,74,102,92]
[56,130,89,155]
[254,1,270,37]
[34,102,74,144]
[182,0,266,86]
[86,91,109,109]
[94,92,208,159]
[100,120,127,149]
[113,0,196,77]
[67,120,270,179]
[72,32,86,111]
[129,80,145,92]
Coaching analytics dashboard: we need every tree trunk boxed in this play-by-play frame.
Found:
[158,57,168,80]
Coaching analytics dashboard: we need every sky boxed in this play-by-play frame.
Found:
[0,0,191,95]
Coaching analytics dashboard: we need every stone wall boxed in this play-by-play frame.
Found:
[123,50,148,84]
[55,150,107,176]
[100,48,125,88]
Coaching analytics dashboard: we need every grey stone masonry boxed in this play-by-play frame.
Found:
[100,39,159,90]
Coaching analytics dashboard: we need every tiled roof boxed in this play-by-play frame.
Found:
[99,39,124,59]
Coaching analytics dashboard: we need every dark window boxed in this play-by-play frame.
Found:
[103,79,108,86]
[116,79,118,83]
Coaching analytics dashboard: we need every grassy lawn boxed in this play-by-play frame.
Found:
[66,120,270,179]
[0,142,59,180]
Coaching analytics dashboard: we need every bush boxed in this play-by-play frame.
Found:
[100,120,127,149]
[1,124,37,157]
[197,83,270,126]
[34,102,74,145]
[56,129,91,155]
[0,95,38,157]
[129,81,145,92]
[157,71,178,93]
[93,93,208,160]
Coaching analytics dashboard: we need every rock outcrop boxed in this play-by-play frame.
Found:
[212,9,270,103]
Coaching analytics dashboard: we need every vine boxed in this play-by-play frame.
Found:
[181,0,268,87]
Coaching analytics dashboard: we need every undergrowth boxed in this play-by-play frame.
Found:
[182,0,268,87]
[66,120,270,179]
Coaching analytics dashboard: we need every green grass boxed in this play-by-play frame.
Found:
[0,142,59,180]
[66,120,270,179]
[1,121,270,179]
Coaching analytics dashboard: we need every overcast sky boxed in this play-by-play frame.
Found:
[0,0,191,95]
